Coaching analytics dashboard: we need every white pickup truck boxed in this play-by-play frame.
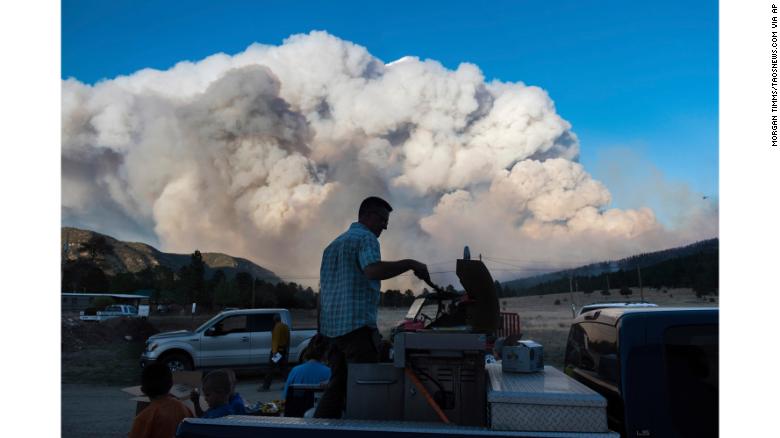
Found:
[79,304,148,321]
[140,308,317,372]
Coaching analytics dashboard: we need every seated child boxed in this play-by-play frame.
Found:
[283,335,332,397]
[129,363,194,438]
[225,368,247,414]
[189,369,236,418]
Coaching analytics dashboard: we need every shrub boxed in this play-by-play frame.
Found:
[600,289,611,296]
[554,299,561,305]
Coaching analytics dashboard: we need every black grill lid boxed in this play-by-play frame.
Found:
[456,259,500,333]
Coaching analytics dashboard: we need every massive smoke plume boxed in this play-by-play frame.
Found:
[61,31,718,289]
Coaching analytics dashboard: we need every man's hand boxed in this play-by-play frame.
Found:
[408,260,430,282]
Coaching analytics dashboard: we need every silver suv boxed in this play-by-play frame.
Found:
[140,308,317,371]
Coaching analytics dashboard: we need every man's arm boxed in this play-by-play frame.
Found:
[363,259,429,282]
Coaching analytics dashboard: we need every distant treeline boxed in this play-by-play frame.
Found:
[62,250,318,309]
[379,284,458,308]
[500,250,719,298]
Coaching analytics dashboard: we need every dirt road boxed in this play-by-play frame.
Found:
[62,384,136,438]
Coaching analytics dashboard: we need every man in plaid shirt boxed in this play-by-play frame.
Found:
[314,196,429,418]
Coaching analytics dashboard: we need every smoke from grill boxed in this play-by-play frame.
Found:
[61,31,718,288]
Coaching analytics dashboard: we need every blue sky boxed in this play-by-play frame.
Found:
[62,0,718,217]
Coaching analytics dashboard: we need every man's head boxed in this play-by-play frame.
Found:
[273,314,281,324]
[358,196,393,237]
[202,369,232,408]
[140,363,173,399]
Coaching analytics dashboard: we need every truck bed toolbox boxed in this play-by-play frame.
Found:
[487,364,608,433]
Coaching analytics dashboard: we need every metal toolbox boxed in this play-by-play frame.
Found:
[403,354,486,426]
[345,363,404,420]
[487,364,608,433]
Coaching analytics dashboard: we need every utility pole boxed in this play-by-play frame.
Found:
[606,275,611,295]
[637,266,644,302]
[62,231,69,293]
[569,274,575,318]
[251,276,256,309]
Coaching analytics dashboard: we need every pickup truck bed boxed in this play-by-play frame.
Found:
[175,363,618,438]
[176,416,618,438]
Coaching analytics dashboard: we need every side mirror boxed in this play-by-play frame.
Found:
[206,327,217,336]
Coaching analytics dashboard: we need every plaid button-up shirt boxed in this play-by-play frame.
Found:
[319,222,381,337]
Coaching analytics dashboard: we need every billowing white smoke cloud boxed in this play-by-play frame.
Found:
[61,31,717,289]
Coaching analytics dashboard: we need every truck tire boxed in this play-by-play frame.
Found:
[160,352,193,372]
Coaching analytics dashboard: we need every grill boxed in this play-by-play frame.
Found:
[346,252,501,426]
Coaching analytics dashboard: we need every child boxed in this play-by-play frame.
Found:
[190,369,236,418]
[283,335,331,397]
[225,368,247,414]
[129,363,194,438]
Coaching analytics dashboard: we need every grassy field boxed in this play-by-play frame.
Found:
[61,342,146,385]
[61,288,717,385]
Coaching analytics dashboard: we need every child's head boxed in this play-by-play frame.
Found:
[305,334,329,362]
[202,370,231,408]
[141,363,173,399]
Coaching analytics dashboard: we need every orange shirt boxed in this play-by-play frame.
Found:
[271,321,290,354]
[129,395,194,438]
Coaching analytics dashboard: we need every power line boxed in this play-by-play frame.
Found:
[272,259,582,282]
[426,259,459,266]
[483,254,599,265]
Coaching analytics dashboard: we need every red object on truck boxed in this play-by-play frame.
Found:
[497,312,522,338]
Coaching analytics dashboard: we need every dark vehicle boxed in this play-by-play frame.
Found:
[564,307,718,438]
[576,301,657,316]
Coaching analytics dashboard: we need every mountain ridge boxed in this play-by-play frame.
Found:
[502,238,718,291]
[61,227,281,283]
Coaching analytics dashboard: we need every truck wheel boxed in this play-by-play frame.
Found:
[161,353,193,372]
